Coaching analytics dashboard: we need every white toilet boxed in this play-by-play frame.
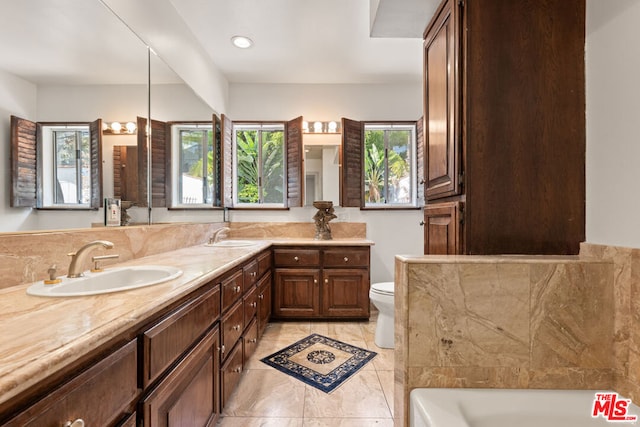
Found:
[369,282,395,349]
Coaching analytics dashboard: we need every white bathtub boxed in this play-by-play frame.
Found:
[410,388,640,427]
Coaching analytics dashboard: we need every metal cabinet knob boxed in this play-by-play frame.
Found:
[249,338,257,343]
[344,257,349,262]
[64,420,85,427]
[294,256,299,262]
[325,278,329,284]
[234,285,241,293]
[233,324,241,331]
[233,367,242,373]
[314,279,318,284]
[258,294,264,300]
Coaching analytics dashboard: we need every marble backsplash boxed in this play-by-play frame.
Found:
[0,222,227,290]
[228,221,366,239]
[394,255,616,426]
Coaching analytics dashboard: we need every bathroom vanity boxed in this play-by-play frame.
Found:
[0,233,372,427]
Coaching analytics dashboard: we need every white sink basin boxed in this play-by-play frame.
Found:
[26,265,183,297]
[205,240,257,248]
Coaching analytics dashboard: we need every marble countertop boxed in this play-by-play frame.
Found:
[395,254,608,263]
[0,238,371,409]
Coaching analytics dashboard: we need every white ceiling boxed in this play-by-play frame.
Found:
[0,0,434,86]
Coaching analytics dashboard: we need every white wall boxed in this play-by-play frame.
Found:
[228,83,424,283]
[586,0,640,248]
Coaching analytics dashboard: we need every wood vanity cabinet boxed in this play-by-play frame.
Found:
[422,0,585,255]
[273,246,370,319]
[4,339,139,427]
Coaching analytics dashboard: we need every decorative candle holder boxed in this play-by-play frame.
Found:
[312,201,337,240]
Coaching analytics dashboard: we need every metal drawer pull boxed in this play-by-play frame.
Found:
[314,279,318,284]
[233,324,241,331]
[258,294,264,300]
[249,338,257,343]
[325,278,329,284]
[221,344,226,353]
[251,271,257,277]
[234,285,241,293]
[250,302,257,308]
[294,256,299,261]
[344,257,349,262]
[234,367,242,373]
[64,420,85,427]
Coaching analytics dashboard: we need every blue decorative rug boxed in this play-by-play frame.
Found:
[260,333,377,393]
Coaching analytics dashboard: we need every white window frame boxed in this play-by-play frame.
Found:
[233,123,286,208]
[170,123,215,208]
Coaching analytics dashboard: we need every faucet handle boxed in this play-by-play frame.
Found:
[91,254,120,272]
[44,265,62,285]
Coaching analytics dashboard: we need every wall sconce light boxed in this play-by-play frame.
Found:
[103,121,137,135]
[302,120,340,134]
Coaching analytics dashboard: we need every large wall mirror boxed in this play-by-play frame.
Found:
[0,0,222,232]
[303,133,340,207]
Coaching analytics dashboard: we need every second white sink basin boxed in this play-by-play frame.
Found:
[26,265,183,297]
[206,240,257,248]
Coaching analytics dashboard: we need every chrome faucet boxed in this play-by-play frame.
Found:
[67,240,114,278]
[209,227,230,245]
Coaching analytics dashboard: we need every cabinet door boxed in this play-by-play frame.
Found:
[257,271,272,338]
[141,326,220,427]
[273,269,320,318]
[424,0,461,200]
[322,269,370,318]
[424,202,462,255]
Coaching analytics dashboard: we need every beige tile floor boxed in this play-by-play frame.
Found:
[217,312,394,427]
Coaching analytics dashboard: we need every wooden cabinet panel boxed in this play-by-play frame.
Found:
[257,271,272,338]
[221,300,244,361]
[257,251,272,277]
[221,269,243,313]
[142,283,220,388]
[322,269,370,318]
[243,284,258,327]
[242,319,259,365]
[220,342,243,409]
[323,248,369,268]
[7,340,138,427]
[141,327,219,427]
[424,0,461,200]
[273,249,320,267]
[424,202,461,255]
[273,269,320,318]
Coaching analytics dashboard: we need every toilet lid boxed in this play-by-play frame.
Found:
[371,281,394,295]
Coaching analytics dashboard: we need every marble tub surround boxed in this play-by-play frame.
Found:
[0,240,271,413]
[393,255,615,427]
[0,222,228,290]
[580,243,640,405]
[228,222,366,239]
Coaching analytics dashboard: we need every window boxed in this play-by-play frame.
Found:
[234,123,285,207]
[40,125,95,208]
[363,123,416,207]
[170,124,215,207]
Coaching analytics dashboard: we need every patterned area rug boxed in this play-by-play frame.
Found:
[260,333,377,393]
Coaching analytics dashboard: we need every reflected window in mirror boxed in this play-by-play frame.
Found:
[10,116,102,210]
[169,123,216,208]
[234,123,285,207]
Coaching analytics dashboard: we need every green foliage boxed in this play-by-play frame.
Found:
[364,129,411,204]
[236,129,284,204]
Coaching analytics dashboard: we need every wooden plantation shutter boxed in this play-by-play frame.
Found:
[10,116,38,207]
[150,119,168,207]
[89,119,103,208]
[137,116,149,207]
[221,114,234,207]
[213,114,222,206]
[340,118,364,207]
[286,116,303,207]
[416,116,425,207]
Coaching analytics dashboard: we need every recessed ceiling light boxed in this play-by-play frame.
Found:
[231,35,253,49]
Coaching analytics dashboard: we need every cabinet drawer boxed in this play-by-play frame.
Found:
[323,248,369,268]
[243,319,259,365]
[221,269,244,312]
[221,299,244,360]
[8,340,138,427]
[142,283,220,388]
[257,250,272,277]
[243,259,259,288]
[274,249,320,267]
[220,341,243,409]
[243,284,258,327]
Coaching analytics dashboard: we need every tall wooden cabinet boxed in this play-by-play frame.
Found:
[422,0,585,255]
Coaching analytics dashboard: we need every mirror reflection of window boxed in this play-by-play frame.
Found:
[51,128,91,205]
[171,124,215,207]
[303,144,340,207]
